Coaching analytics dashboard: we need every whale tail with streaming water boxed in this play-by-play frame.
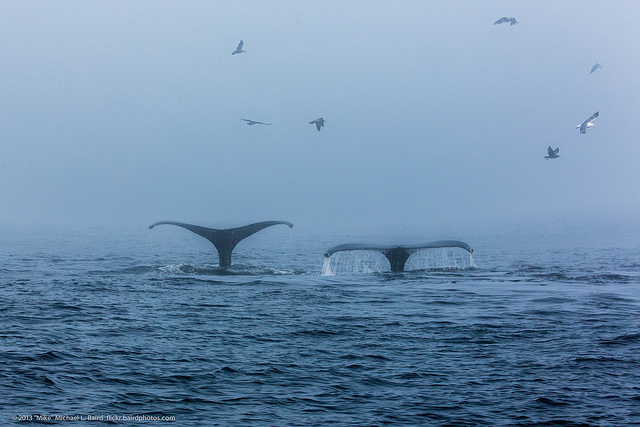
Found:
[323,240,473,274]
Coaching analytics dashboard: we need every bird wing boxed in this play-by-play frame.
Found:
[309,118,324,130]
[553,147,559,155]
[548,146,554,156]
[580,111,599,132]
[494,17,507,24]
[237,40,244,50]
[589,64,598,74]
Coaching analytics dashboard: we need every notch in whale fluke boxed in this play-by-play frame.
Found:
[149,220,293,268]
[324,240,473,273]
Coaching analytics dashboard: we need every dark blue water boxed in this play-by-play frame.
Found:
[2,222,640,425]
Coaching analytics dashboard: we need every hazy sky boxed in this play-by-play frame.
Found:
[1,1,639,229]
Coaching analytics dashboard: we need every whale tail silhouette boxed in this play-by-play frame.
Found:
[149,220,293,268]
[324,240,473,272]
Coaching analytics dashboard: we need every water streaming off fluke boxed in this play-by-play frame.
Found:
[322,247,475,275]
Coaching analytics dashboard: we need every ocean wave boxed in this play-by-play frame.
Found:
[85,263,309,277]
[600,332,640,346]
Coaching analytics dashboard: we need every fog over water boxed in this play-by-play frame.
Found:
[1,1,639,232]
[3,5,640,424]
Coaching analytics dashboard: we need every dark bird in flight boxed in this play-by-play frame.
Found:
[494,17,517,26]
[545,146,560,159]
[577,111,599,134]
[241,118,271,126]
[309,118,325,131]
[232,40,245,55]
[589,63,603,74]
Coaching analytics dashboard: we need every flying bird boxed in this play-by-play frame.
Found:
[494,17,517,26]
[576,111,599,134]
[240,118,271,126]
[309,118,325,131]
[545,146,560,159]
[589,63,603,74]
[232,40,245,55]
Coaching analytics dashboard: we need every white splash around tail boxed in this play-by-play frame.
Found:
[405,247,475,271]
[322,250,389,276]
[322,247,475,276]
[321,257,334,276]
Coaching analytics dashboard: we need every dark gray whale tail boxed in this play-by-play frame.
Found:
[324,240,473,272]
[149,220,293,268]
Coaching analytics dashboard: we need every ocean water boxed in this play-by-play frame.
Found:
[2,221,640,425]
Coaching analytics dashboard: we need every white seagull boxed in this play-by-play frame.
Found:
[232,40,245,55]
[545,146,560,159]
[309,118,325,131]
[241,118,271,126]
[577,111,599,134]
[494,17,517,26]
[589,63,603,74]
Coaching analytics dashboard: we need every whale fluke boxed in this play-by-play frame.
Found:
[149,220,293,268]
[324,240,473,272]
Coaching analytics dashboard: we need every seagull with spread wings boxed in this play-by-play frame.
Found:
[576,111,599,134]
[589,63,603,74]
[545,146,560,159]
[232,40,245,55]
[241,118,271,126]
[309,118,325,131]
[494,17,517,26]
